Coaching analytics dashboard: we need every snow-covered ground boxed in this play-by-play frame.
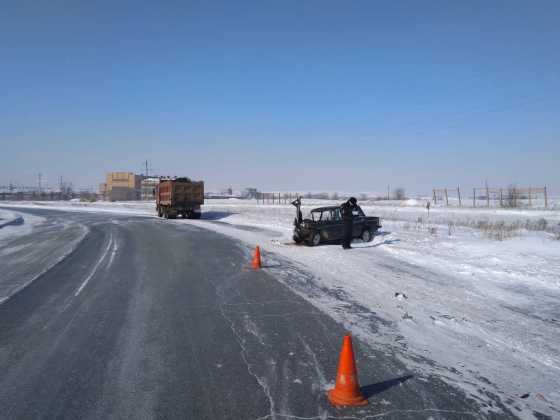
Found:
[1,199,559,419]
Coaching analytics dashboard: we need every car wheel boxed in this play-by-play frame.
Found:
[361,229,373,242]
[308,232,321,246]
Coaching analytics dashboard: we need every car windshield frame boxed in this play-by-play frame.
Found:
[311,210,323,222]
[311,208,341,222]
[353,206,365,217]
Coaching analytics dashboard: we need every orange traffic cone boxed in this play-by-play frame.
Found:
[252,246,262,270]
[328,334,368,407]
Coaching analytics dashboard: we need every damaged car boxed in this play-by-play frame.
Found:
[291,197,381,246]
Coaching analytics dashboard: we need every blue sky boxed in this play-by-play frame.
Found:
[1,1,559,193]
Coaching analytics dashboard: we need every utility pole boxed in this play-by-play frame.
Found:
[142,160,153,178]
[38,173,43,193]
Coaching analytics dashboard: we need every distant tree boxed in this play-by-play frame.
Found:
[394,188,406,200]
[359,193,368,201]
[305,192,312,199]
[330,192,339,200]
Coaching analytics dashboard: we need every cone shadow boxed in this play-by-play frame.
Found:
[360,375,413,399]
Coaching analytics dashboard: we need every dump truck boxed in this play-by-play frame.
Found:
[156,178,204,219]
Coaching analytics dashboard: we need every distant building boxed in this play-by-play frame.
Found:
[98,183,107,200]
[141,177,160,200]
[106,172,141,201]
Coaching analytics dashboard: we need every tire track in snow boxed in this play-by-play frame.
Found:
[75,232,114,296]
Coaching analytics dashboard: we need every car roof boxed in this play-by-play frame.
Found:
[311,206,340,212]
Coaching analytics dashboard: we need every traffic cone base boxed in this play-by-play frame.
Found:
[327,335,368,407]
[328,388,368,406]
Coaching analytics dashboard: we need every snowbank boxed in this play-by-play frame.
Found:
[0,207,87,304]
[0,209,46,245]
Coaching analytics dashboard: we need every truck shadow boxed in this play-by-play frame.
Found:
[201,211,236,221]
[361,374,413,399]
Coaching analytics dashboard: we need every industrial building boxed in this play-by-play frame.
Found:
[105,172,141,201]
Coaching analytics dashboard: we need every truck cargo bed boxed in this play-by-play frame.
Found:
[156,178,204,219]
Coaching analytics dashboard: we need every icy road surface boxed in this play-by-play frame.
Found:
[0,207,515,419]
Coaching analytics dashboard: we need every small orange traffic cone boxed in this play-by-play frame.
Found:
[328,334,368,407]
[252,246,262,270]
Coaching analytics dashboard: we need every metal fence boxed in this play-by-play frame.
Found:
[432,186,548,208]
[256,192,302,205]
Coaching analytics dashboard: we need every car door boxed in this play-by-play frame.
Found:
[352,207,365,237]
[320,210,337,242]
[331,208,345,241]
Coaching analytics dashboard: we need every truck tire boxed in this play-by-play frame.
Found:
[307,231,321,246]
[158,208,163,217]
[188,212,201,220]
[361,229,374,243]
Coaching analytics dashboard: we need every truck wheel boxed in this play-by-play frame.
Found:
[158,208,162,217]
[361,229,373,243]
[164,209,169,219]
[308,232,321,246]
[189,212,201,220]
